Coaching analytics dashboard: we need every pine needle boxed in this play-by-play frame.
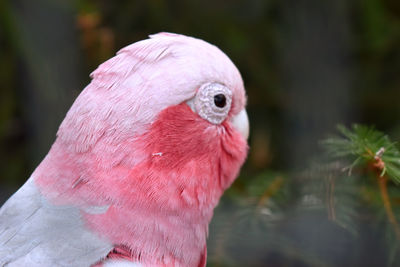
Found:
[322,124,400,184]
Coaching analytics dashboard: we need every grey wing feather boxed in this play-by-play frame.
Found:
[0,177,113,267]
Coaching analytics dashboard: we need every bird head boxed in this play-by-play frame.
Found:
[34,32,249,265]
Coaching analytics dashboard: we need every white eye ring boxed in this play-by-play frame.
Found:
[193,83,232,124]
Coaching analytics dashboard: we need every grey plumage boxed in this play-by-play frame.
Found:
[0,178,112,266]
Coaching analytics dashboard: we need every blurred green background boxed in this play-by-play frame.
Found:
[1,0,400,266]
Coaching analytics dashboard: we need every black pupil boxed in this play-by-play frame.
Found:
[214,94,226,108]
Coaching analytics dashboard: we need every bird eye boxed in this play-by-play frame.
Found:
[214,94,226,108]
[190,83,232,125]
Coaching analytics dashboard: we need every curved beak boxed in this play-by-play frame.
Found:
[231,109,249,140]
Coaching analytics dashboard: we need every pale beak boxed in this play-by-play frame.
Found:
[231,109,249,140]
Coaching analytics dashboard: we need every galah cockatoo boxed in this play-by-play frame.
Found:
[0,33,249,267]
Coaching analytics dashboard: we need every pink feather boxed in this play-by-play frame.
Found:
[9,32,248,266]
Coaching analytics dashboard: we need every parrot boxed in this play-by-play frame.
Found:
[0,32,249,267]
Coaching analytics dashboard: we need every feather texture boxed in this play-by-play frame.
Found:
[0,178,112,266]
[0,33,248,266]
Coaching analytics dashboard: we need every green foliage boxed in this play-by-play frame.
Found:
[208,172,331,267]
[1,0,400,266]
[209,125,400,266]
[323,124,400,183]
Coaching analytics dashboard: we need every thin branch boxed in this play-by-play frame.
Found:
[326,175,336,221]
[378,176,400,240]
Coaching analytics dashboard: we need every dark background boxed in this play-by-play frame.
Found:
[1,0,400,266]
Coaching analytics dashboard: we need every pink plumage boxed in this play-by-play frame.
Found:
[0,33,249,267]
